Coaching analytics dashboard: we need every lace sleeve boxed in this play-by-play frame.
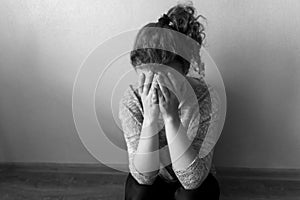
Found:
[173,80,220,190]
[118,86,158,185]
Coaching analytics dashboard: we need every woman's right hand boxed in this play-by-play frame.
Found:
[138,71,160,125]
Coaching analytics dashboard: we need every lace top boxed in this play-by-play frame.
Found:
[118,75,220,190]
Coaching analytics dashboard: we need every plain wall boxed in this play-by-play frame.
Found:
[0,0,299,168]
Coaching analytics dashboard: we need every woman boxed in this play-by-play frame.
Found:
[119,3,220,200]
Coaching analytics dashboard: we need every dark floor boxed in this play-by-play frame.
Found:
[0,169,300,200]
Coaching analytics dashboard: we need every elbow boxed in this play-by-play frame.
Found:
[179,171,209,190]
[129,162,159,185]
[174,156,211,190]
[130,170,158,185]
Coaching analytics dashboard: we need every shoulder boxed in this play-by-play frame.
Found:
[185,76,220,121]
[118,82,143,123]
[185,76,211,102]
[119,82,139,106]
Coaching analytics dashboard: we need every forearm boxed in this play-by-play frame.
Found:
[133,118,160,177]
[164,116,198,170]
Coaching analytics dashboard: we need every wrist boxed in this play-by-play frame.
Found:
[141,117,159,139]
[163,113,180,124]
[143,117,158,127]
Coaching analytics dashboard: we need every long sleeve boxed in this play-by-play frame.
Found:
[172,78,221,190]
[118,86,158,185]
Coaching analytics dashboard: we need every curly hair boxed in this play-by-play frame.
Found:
[130,2,206,75]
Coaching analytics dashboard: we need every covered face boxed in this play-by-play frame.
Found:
[136,63,189,104]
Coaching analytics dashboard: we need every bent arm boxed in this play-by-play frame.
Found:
[133,118,160,179]
[164,116,198,171]
[119,100,159,185]
[165,83,220,190]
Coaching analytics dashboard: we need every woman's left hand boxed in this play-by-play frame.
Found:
[156,72,180,122]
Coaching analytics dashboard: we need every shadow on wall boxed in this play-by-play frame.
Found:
[214,36,300,168]
[0,27,42,162]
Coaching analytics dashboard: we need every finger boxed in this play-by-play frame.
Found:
[166,72,182,100]
[144,71,154,95]
[149,77,159,104]
[138,73,145,94]
[158,72,175,94]
[148,74,157,95]
[152,88,159,104]
[157,73,170,99]
[167,72,181,95]
[157,86,165,102]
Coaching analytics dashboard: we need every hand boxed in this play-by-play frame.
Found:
[156,72,180,122]
[138,71,160,125]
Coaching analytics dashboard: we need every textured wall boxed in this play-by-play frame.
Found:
[0,0,299,169]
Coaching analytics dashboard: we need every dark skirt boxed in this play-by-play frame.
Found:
[124,172,220,200]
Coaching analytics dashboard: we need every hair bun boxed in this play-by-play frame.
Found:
[158,14,171,26]
[165,2,206,46]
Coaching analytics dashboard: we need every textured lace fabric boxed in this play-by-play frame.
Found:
[118,75,220,190]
